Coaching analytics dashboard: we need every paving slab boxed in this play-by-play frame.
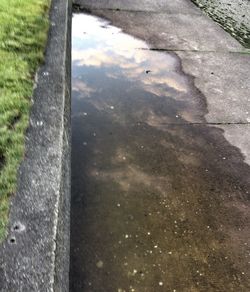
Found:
[92,10,244,51]
[74,0,202,14]
[176,51,250,123]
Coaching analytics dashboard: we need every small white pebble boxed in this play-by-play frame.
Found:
[125,234,129,238]
[36,121,43,126]
[159,281,163,286]
[96,260,104,268]
[110,106,114,109]
[83,142,87,146]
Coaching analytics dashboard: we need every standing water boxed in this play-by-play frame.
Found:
[70,13,250,291]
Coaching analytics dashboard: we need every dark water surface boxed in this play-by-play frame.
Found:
[70,13,250,292]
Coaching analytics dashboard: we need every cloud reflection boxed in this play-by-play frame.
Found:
[72,14,206,124]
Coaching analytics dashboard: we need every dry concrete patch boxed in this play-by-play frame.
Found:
[176,51,250,123]
[0,0,71,291]
[218,124,250,165]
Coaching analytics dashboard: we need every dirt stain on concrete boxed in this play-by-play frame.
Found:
[70,14,250,292]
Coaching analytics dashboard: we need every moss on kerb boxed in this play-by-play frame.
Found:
[0,0,51,241]
[191,0,250,48]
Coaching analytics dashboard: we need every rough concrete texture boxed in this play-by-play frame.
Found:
[74,0,202,14]
[0,0,71,291]
[176,51,250,123]
[219,124,250,165]
[191,0,250,47]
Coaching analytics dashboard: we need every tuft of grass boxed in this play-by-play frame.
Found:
[0,0,51,240]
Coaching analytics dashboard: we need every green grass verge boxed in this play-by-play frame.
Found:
[0,0,51,240]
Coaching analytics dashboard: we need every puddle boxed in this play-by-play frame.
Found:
[70,13,250,292]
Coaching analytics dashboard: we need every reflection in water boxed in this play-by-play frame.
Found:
[70,14,250,292]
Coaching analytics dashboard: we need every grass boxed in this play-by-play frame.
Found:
[0,0,51,240]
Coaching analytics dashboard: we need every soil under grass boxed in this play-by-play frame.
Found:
[0,0,51,240]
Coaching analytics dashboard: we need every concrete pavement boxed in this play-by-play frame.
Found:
[73,0,250,186]
[191,0,250,48]
[71,0,250,291]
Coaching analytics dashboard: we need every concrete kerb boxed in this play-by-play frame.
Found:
[0,0,71,291]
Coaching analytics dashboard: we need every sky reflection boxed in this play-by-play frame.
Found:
[72,14,206,124]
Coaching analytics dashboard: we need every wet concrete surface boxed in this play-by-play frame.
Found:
[73,0,202,15]
[70,14,250,292]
